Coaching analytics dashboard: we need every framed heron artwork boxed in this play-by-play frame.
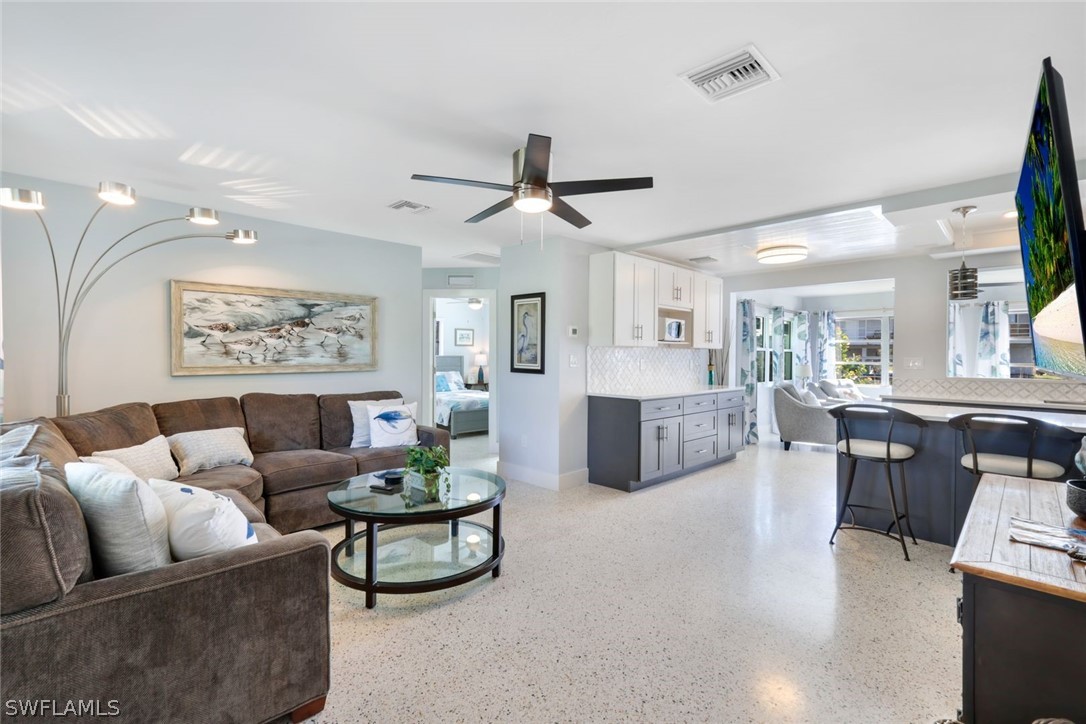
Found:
[171,280,377,375]
[510,292,545,374]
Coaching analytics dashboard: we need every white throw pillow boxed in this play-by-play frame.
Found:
[348,398,403,448]
[799,389,821,407]
[79,455,137,475]
[92,435,178,481]
[367,402,419,448]
[166,427,254,476]
[446,371,467,390]
[148,479,258,560]
[64,462,172,577]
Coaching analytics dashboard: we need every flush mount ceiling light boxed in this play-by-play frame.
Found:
[512,185,553,214]
[948,205,980,301]
[1003,210,1018,220]
[756,244,808,264]
[0,180,258,416]
[467,297,484,310]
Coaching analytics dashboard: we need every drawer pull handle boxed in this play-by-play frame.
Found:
[696,423,706,428]
[695,449,707,455]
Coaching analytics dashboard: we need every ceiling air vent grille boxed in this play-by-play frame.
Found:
[682,44,779,103]
[387,199,431,214]
[455,251,501,266]
[688,256,718,264]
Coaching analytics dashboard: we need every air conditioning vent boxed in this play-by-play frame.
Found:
[688,256,718,264]
[455,251,501,266]
[681,44,779,103]
[387,199,431,214]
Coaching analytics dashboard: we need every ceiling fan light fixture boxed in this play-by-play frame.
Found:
[467,297,483,310]
[756,244,808,265]
[513,186,552,214]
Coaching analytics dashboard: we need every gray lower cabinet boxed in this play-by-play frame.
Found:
[588,390,745,492]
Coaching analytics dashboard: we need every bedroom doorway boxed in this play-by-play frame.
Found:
[422,289,498,460]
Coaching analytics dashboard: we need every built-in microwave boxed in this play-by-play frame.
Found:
[660,317,686,342]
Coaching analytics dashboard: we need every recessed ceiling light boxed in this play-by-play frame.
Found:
[756,245,807,264]
[1002,211,1018,219]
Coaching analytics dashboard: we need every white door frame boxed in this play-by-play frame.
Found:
[421,288,499,454]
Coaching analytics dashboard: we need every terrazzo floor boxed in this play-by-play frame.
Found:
[312,437,962,723]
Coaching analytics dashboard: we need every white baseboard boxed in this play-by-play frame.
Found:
[497,461,588,491]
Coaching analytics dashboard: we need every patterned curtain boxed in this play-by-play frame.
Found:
[976,301,1011,378]
[816,310,837,380]
[709,325,728,387]
[794,311,811,368]
[737,299,758,444]
[770,306,784,382]
[947,302,967,377]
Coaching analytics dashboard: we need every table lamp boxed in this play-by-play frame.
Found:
[796,363,813,385]
[474,353,488,384]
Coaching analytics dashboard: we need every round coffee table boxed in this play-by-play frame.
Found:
[327,467,506,608]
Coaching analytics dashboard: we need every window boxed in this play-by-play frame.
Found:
[782,320,794,381]
[755,316,769,383]
[832,314,894,385]
[1008,307,1038,378]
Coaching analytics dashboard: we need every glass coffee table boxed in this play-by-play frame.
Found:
[326,467,506,608]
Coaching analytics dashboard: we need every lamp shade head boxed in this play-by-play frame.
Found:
[756,244,808,264]
[187,207,220,225]
[948,261,979,300]
[228,229,258,244]
[474,353,488,367]
[97,181,136,206]
[0,187,45,210]
[513,185,552,213]
[796,363,813,378]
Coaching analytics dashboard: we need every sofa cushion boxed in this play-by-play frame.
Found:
[52,402,160,457]
[318,391,403,449]
[241,393,321,453]
[153,396,247,438]
[0,460,93,614]
[251,450,356,496]
[166,427,254,476]
[0,419,80,485]
[175,464,263,503]
[329,445,409,475]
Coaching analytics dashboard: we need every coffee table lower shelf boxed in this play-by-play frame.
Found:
[330,520,505,608]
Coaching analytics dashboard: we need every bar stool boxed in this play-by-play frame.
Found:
[948,413,1082,481]
[828,404,928,561]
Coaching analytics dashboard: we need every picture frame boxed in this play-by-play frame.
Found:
[454,328,474,346]
[510,292,545,374]
[171,280,377,375]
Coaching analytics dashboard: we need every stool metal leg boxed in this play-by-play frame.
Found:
[830,457,857,546]
[898,462,917,545]
[883,462,910,561]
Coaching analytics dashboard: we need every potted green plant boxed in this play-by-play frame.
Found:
[404,445,450,503]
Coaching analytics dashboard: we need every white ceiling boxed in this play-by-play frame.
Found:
[2,2,1084,269]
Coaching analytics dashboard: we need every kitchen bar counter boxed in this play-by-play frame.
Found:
[835,401,1083,546]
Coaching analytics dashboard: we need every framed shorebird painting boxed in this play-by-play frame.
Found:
[171,280,377,375]
[510,292,545,374]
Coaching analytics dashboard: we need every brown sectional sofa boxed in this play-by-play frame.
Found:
[1,390,449,722]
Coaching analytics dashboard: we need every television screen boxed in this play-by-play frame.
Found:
[1016,58,1086,378]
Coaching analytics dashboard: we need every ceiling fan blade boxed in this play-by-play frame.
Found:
[548,177,654,196]
[411,174,514,193]
[549,197,591,229]
[465,196,514,224]
[521,133,552,187]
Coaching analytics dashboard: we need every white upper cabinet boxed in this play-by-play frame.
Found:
[692,273,724,349]
[658,263,694,311]
[589,251,658,347]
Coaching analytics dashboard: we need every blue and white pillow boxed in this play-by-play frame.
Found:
[148,479,258,560]
[446,371,467,391]
[367,402,419,448]
[435,374,451,392]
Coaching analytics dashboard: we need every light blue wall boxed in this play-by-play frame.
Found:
[2,173,423,418]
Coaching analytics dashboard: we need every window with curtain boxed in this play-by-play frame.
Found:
[831,314,894,385]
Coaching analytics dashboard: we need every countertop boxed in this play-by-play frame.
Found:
[950,473,1086,603]
[875,400,1086,433]
[882,395,1086,413]
[587,386,744,401]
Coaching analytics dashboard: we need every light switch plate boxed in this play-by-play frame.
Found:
[904,357,924,370]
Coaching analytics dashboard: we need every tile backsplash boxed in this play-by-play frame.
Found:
[893,377,1086,405]
[587,346,710,394]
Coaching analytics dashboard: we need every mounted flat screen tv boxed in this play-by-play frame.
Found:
[1016,57,1086,379]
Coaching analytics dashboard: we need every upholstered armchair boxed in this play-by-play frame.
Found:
[773,382,837,450]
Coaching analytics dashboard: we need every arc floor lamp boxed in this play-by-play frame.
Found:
[1,182,258,416]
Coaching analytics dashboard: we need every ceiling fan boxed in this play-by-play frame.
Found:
[411,133,653,229]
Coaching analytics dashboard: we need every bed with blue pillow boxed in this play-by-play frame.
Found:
[434,355,489,438]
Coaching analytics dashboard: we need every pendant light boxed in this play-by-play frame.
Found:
[948,205,979,300]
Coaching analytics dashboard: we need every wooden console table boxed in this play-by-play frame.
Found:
[950,473,1086,723]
